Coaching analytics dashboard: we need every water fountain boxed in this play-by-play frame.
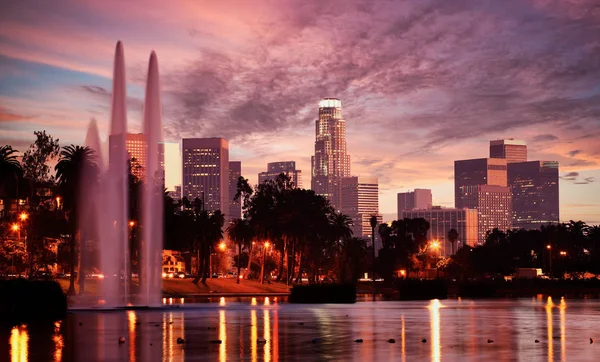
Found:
[77,41,164,308]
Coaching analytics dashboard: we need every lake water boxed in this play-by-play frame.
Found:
[2,296,599,361]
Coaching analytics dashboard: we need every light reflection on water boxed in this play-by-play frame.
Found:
[6,297,600,362]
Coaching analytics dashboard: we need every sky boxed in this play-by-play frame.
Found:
[1,0,599,224]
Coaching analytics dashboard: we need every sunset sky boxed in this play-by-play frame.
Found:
[1,0,599,223]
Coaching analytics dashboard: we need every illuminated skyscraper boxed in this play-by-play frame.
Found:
[341,176,380,242]
[229,161,242,220]
[258,161,302,188]
[490,139,527,163]
[508,161,559,229]
[311,98,351,209]
[125,133,147,179]
[182,138,229,216]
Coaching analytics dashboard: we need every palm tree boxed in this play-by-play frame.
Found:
[191,209,225,285]
[0,145,22,200]
[329,212,354,242]
[227,218,253,284]
[448,228,459,255]
[55,145,97,296]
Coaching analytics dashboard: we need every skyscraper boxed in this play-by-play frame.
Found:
[258,161,303,188]
[311,98,351,210]
[455,158,511,244]
[397,189,433,217]
[508,161,559,229]
[454,158,508,209]
[229,161,242,220]
[125,133,147,179]
[490,139,527,163]
[182,138,229,216]
[341,176,380,240]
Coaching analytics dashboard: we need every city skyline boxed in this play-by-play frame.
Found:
[1,1,599,224]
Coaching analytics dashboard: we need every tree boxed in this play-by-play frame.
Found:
[22,131,60,184]
[0,145,23,199]
[227,218,253,284]
[191,209,225,285]
[448,228,459,255]
[54,145,97,295]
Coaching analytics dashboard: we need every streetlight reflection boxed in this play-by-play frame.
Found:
[127,311,136,362]
[546,297,554,362]
[219,310,227,362]
[401,315,406,362]
[53,321,64,362]
[428,299,442,362]
[559,297,566,362]
[251,309,257,362]
[219,297,226,306]
[10,324,28,362]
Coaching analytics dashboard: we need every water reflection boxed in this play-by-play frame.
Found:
[251,297,257,306]
[401,315,406,362]
[264,297,270,306]
[219,297,226,306]
[559,298,567,362]
[273,310,279,362]
[428,299,442,362]
[546,297,554,362]
[127,311,136,362]
[264,310,271,362]
[251,309,257,362]
[53,321,64,362]
[219,310,226,362]
[10,325,28,362]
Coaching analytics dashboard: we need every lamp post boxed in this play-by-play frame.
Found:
[260,241,270,284]
[546,244,552,276]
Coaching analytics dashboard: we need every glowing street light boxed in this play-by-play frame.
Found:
[546,244,552,250]
[129,220,135,227]
[19,212,28,222]
[559,251,567,256]
[56,196,61,209]
[430,240,440,250]
[264,241,271,249]
[218,242,226,251]
[11,223,20,232]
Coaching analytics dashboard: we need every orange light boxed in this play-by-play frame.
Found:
[400,269,406,276]
[218,242,226,251]
[129,220,135,227]
[19,212,28,221]
[560,251,567,256]
[264,241,271,249]
[430,240,440,249]
[11,223,19,232]
[546,245,552,250]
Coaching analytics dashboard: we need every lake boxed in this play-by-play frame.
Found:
[2,296,599,361]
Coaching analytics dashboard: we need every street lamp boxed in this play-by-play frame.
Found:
[559,251,567,256]
[11,223,20,232]
[19,212,28,222]
[218,241,226,251]
[129,220,135,227]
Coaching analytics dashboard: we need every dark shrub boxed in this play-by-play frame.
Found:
[0,279,67,326]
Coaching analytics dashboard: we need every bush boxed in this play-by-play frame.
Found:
[0,279,67,326]
[289,283,356,303]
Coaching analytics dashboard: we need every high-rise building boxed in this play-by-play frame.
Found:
[401,208,479,256]
[311,98,351,210]
[508,161,559,229]
[454,158,507,209]
[125,133,147,179]
[397,189,433,217]
[229,161,242,220]
[258,161,303,188]
[182,138,229,216]
[490,139,527,163]
[458,184,512,243]
[341,176,380,240]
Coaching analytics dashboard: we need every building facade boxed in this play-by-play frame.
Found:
[311,98,351,210]
[401,208,479,256]
[341,176,380,239]
[397,189,432,218]
[490,139,527,163]
[457,184,512,244]
[229,161,242,220]
[508,161,559,229]
[182,138,229,216]
[125,133,147,179]
[454,158,508,209]
[258,161,302,188]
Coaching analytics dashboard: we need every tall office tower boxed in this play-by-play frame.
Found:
[490,139,527,163]
[455,158,510,244]
[182,138,229,216]
[401,208,479,256]
[228,161,242,220]
[508,161,559,229]
[341,176,381,241]
[458,185,512,243]
[397,189,433,217]
[125,133,147,179]
[454,158,508,208]
[258,161,303,188]
[311,98,351,210]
